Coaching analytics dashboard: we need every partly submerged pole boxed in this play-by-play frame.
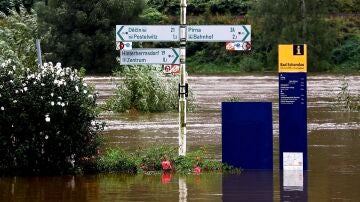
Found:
[179,0,187,156]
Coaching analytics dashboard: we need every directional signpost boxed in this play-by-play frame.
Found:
[120,48,180,65]
[187,25,251,42]
[116,0,251,156]
[116,25,180,42]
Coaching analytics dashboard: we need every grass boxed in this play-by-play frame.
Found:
[81,146,240,174]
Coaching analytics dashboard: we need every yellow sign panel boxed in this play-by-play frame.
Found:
[278,44,307,73]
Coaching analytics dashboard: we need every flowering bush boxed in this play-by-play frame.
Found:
[0,61,103,175]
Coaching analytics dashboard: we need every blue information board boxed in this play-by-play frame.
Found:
[279,73,307,170]
[222,102,273,170]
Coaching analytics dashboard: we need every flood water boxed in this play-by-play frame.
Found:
[1,75,359,201]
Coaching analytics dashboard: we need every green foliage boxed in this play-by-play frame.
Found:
[334,77,360,112]
[92,146,228,174]
[97,149,138,173]
[35,0,145,73]
[140,7,169,24]
[147,0,251,16]
[209,0,251,15]
[332,34,360,71]
[0,0,34,15]
[106,65,195,113]
[138,146,177,171]
[0,61,103,175]
[239,56,263,72]
[0,8,38,69]
[250,0,338,72]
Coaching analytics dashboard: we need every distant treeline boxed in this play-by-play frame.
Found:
[0,0,359,73]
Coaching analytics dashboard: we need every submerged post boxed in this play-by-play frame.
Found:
[179,0,187,156]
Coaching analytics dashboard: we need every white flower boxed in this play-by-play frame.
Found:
[45,135,49,140]
[50,93,54,97]
[61,103,65,107]
[83,83,87,87]
[10,80,13,83]
[83,90,87,94]
[15,90,18,94]
[13,100,17,103]
[58,96,62,100]
[8,71,13,75]
[55,62,61,68]
[41,83,45,86]
[51,101,54,106]
[45,114,50,122]
[1,106,4,111]
[57,101,61,106]
[88,94,93,99]
[75,86,79,92]
[23,87,28,92]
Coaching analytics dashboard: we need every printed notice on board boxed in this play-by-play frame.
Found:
[283,152,303,170]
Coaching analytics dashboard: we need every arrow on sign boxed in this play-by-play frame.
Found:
[242,25,250,42]
[171,48,179,64]
[117,26,124,41]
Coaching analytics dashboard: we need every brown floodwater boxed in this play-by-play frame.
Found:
[1,75,359,201]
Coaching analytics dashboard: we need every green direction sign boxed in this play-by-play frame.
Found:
[120,48,180,65]
[116,25,180,42]
[187,25,251,42]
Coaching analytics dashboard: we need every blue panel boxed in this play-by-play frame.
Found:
[222,102,273,170]
[279,73,308,170]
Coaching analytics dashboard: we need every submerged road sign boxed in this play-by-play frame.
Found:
[120,48,180,65]
[187,25,251,42]
[116,25,180,42]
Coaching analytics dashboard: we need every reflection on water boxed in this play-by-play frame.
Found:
[281,171,307,201]
[223,171,273,202]
[0,173,223,202]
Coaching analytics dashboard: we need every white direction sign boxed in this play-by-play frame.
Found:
[116,25,180,42]
[120,48,180,65]
[187,25,251,42]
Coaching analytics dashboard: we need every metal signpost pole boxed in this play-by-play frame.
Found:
[36,39,43,68]
[179,0,187,156]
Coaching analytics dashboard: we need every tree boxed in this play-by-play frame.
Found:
[36,0,145,73]
[0,0,35,14]
[250,0,338,72]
